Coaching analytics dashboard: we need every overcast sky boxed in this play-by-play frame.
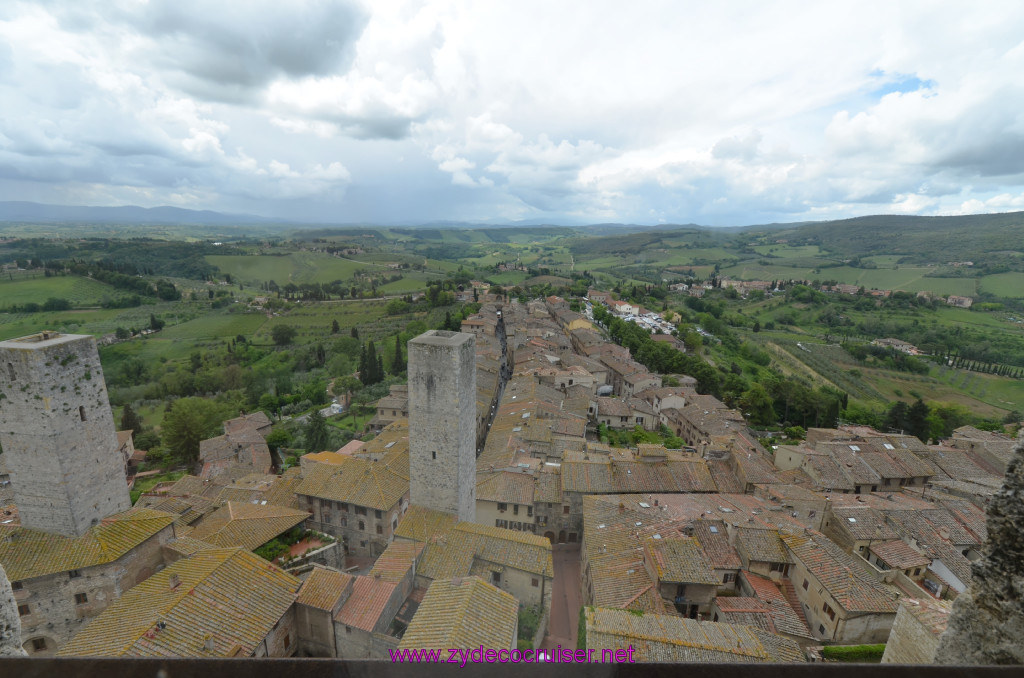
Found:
[2,1,1024,226]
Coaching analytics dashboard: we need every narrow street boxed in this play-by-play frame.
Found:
[541,543,583,650]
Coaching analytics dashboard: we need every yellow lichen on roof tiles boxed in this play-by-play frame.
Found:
[296,566,352,611]
[369,541,424,583]
[0,508,175,582]
[295,449,409,511]
[399,577,518,652]
[58,548,299,657]
[187,501,308,551]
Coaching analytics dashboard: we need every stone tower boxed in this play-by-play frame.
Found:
[936,431,1024,665]
[408,330,476,522]
[0,332,131,537]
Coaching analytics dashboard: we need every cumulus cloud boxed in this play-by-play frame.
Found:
[2,1,1024,223]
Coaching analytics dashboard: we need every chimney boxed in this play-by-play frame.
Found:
[204,634,216,652]
[169,574,181,590]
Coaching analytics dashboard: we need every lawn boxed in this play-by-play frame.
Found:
[206,253,375,285]
[979,272,1024,298]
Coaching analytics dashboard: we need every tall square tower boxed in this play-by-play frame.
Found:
[407,330,476,522]
[0,332,131,537]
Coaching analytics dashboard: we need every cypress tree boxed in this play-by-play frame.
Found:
[391,335,404,374]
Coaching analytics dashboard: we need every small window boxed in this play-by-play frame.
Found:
[12,581,22,591]
[914,568,921,576]
[513,505,519,516]
[531,578,539,587]
[722,572,736,583]
[431,451,436,460]
[376,525,383,535]
[492,572,501,584]
[346,626,352,634]
[32,638,47,652]
[79,406,87,422]
[355,506,367,516]
[19,604,30,616]
[6,362,14,381]
[69,569,81,579]
[563,505,570,515]
[284,634,290,650]
[358,521,365,531]
[75,593,88,605]
[497,503,507,512]
[527,506,533,517]
[819,624,825,634]
[802,579,809,591]
[375,510,382,519]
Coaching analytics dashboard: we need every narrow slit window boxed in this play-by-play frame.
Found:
[79,406,87,422]
[6,363,13,381]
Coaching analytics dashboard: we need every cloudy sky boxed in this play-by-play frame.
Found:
[2,1,1024,225]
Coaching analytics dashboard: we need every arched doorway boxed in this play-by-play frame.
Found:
[544,531,555,543]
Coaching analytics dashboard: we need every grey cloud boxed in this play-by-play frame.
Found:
[711,131,762,160]
[938,133,1024,178]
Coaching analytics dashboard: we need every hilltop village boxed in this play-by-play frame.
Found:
[0,293,1019,663]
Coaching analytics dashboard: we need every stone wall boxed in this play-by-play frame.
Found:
[0,562,26,657]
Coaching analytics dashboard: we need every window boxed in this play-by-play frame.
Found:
[376,525,383,535]
[431,451,436,460]
[31,638,47,652]
[531,578,539,587]
[914,568,922,576]
[802,579,809,591]
[79,406,87,422]
[358,520,365,531]
[69,569,81,579]
[492,572,501,584]
[355,506,367,516]
[527,506,533,517]
[284,634,290,650]
[18,604,30,616]
[75,593,88,605]
[392,518,398,531]
[563,505,570,514]
[340,502,348,512]
[497,503,507,512]
[823,602,835,621]
[6,362,13,381]
[819,624,825,635]
[770,562,787,573]
[345,626,352,634]
[722,572,736,583]
[513,504,519,516]
[12,581,22,591]
[375,510,382,519]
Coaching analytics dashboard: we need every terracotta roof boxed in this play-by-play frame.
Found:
[399,577,518,651]
[870,540,931,569]
[739,571,813,639]
[476,471,535,505]
[586,607,806,663]
[295,448,409,511]
[690,520,741,570]
[417,521,553,579]
[781,531,899,614]
[296,566,353,611]
[0,508,174,582]
[735,527,791,564]
[394,505,459,542]
[57,548,299,657]
[369,541,424,583]
[645,537,718,585]
[186,501,308,551]
[334,575,398,632]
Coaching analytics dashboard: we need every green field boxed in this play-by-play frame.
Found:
[752,244,824,258]
[979,272,1024,298]
[0,274,118,307]
[206,253,375,285]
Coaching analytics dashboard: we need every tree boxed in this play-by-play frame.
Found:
[264,428,291,453]
[331,319,340,334]
[304,410,329,453]
[115,326,130,340]
[391,335,404,374]
[351,327,359,339]
[149,313,165,331]
[907,399,931,442]
[271,324,297,346]
[119,403,144,435]
[162,397,228,464]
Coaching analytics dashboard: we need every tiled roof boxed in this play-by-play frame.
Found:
[57,548,299,657]
[585,607,806,663]
[870,540,930,569]
[0,508,174,582]
[186,502,308,551]
[296,566,352,611]
[690,520,741,570]
[534,471,563,504]
[561,458,716,494]
[802,454,855,491]
[644,537,718,585]
[476,471,535,505]
[781,531,899,614]
[422,522,554,579]
[334,575,398,632]
[398,577,518,651]
[739,571,813,639]
[369,541,424,583]
[295,448,409,511]
[735,527,791,564]
[829,507,900,541]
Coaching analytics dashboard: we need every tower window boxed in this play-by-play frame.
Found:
[431,451,436,460]
[6,362,13,381]
[79,406,87,422]
[75,593,88,605]
[32,638,47,652]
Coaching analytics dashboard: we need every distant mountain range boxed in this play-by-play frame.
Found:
[0,201,280,225]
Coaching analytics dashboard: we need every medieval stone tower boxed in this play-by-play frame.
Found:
[0,332,131,537]
[408,330,476,522]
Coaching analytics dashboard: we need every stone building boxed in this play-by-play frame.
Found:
[408,331,476,522]
[0,332,131,537]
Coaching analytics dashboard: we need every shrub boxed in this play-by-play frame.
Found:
[820,644,886,662]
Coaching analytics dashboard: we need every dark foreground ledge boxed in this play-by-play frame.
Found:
[1,659,1022,678]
